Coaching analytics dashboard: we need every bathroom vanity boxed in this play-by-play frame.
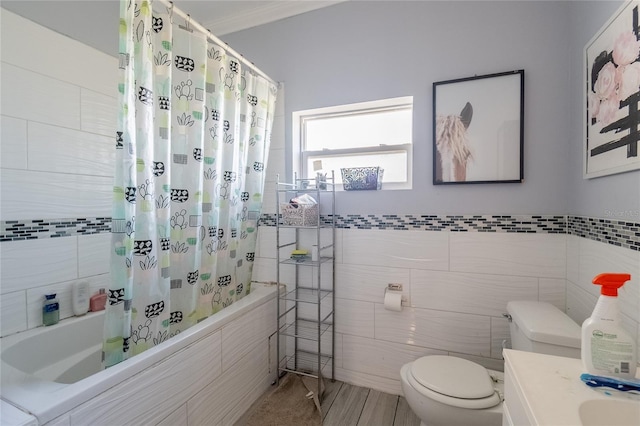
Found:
[503,349,640,426]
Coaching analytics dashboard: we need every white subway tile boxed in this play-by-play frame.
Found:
[539,278,566,312]
[87,274,111,298]
[334,366,402,396]
[41,413,69,426]
[335,298,374,338]
[78,233,111,277]
[577,238,640,323]
[490,316,510,360]
[295,326,334,357]
[411,270,538,317]
[0,291,27,337]
[80,89,117,137]
[374,304,491,357]
[251,257,277,283]
[256,226,275,258]
[1,115,28,170]
[1,63,80,129]
[566,235,580,285]
[1,237,78,294]
[448,352,505,372]
[221,300,275,371]
[70,331,222,425]
[342,335,445,381]
[620,313,638,347]
[1,10,118,97]
[26,280,76,328]
[188,340,269,424]
[24,274,110,328]
[28,122,114,177]
[334,332,344,369]
[0,169,112,220]
[157,404,187,426]
[335,263,410,303]
[256,226,294,259]
[341,229,449,271]
[450,233,566,278]
[566,281,597,325]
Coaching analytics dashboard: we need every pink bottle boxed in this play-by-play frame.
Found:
[89,288,107,312]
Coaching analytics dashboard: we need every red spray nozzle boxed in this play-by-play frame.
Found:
[592,273,631,296]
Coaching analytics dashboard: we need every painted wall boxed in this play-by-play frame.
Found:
[223,0,574,215]
[566,0,640,220]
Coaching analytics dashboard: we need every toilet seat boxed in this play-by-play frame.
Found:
[407,356,501,410]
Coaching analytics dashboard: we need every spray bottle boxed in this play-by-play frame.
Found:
[581,273,637,380]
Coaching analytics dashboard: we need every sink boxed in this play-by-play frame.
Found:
[579,398,640,426]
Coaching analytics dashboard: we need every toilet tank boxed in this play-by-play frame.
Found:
[506,301,581,359]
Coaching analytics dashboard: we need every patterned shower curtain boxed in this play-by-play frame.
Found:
[103,0,277,367]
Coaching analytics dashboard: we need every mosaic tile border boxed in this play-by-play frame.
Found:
[0,218,111,241]
[259,214,567,233]
[1,215,637,251]
[568,216,640,252]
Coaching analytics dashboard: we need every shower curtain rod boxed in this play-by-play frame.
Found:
[155,0,278,87]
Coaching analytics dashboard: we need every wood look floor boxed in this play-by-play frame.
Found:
[237,378,421,426]
[321,381,420,426]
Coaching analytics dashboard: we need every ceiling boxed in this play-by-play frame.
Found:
[1,0,344,57]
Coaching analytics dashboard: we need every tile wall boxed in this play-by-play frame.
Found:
[254,217,639,396]
[0,10,116,337]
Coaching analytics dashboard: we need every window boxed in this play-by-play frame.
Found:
[293,96,413,189]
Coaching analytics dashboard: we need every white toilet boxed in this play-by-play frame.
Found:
[400,301,581,426]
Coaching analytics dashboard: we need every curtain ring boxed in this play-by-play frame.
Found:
[167,1,174,23]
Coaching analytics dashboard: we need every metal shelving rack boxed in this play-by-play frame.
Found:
[275,172,335,403]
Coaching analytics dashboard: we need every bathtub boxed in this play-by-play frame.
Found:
[1,283,277,425]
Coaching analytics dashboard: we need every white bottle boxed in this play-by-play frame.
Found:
[581,273,637,380]
[72,281,90,316]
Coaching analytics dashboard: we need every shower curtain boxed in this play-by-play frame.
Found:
[103,0,277,367]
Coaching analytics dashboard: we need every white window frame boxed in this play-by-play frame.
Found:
[292,96,413,190]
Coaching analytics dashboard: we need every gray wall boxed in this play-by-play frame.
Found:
[225,0,640,218]
[566,0,640,219]
[223,0,576,215]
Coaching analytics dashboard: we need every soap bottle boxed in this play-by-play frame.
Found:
[89,288,107,312]
[72,281,90,316]
[581,273,637,380]
[42,293,60,326]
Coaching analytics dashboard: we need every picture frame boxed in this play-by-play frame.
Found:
[433,70,524,185]
[584,0,640,179]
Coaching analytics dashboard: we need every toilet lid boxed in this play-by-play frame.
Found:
[409,356,496,399]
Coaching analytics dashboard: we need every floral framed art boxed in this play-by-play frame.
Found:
[585,0,640,179]
[433,70,524,185]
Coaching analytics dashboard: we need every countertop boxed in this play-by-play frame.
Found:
[503,349,640,426]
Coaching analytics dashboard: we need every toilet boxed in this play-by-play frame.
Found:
[400,301,581,426]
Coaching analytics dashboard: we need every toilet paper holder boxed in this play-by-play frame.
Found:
[386,283,403,292]
[384,283,404,312]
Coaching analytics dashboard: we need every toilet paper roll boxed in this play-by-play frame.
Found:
[384,290,402,312]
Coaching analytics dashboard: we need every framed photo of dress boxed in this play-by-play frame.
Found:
[585,0,640,179]
[433,70,524,185]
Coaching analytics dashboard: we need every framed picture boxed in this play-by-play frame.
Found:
[584,0,640,179]
[433,70,524,185]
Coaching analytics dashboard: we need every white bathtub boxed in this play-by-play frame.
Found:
[1,283,277,425]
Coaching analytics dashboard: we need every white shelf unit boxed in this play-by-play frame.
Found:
[275,172,336,401]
